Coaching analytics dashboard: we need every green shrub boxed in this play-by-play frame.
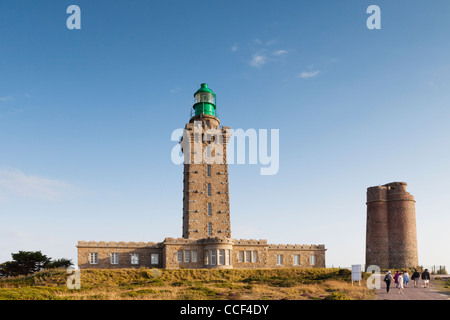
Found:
[0,287,66,300]
[121,288,157,298]
[181,286,219,299]
[325,292,350,300]
[444,279,450,288]
[338,269,351,278]
[171,280,191,287]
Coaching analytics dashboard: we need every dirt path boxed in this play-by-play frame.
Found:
[376,275,450,300]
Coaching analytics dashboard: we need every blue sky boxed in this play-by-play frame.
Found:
[1,0,449,269]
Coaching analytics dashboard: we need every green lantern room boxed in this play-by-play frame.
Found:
[192,83,217,118]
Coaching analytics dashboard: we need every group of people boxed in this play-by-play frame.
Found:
[383,269,431,294]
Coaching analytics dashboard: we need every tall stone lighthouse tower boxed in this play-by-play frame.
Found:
[181,84,231,240]
[366,182,418,269]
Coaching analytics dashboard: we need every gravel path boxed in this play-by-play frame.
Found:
[376,275,450,300]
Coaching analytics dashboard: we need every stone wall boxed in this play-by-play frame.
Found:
[182,115,231,240]
[366,185,389,268]
[77,241,163,269]
[366,182,418,269]
[385,183,418,268]
[162,237,204,269]
[77,239,326,269]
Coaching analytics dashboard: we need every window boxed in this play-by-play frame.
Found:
[276,254,283,265]
[252,251,258,263]
[131,253,139,265]
[184,250,191,263]
[177,250,183,263]
[293,255,300,266]
[245,251,251,262]
[205,120,210,127]
[218,249,225,265]
[204,250,209,265]
[111,253,119,265]
[207,164,211,177]
[310,255,316,266]
[192,250,198,263]
[207,183,211,196]
[211,250,217,265]
[89,252,98,265]
[238,251,244,263]
[225,249,230,265]
[151,254,159,265]
[208,222,212,236]
[208,203,212,216]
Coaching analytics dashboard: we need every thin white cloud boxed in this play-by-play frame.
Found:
[298,70,320,79]
[253,38,277,46]
[0,168,73,202]
[247,38,287,68]
[273,49,287,56]
[0,96,14,102]
[231,43,238,52]
[250,54,267,68]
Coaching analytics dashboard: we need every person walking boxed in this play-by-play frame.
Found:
[411,269,420,288]
[394,271,400,288]
[383,271,393,294]
[397,272,404,294]
[403,270,410,288]
[422,269,431,288]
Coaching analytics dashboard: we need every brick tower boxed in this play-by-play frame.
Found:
[181,84,231,240]
[366,182,418,269]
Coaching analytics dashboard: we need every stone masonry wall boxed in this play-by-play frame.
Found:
[77,241,163,269]
[366,186,389,268]
[366,182,418,269]
[78,239,326,269]
[182,115,231,239]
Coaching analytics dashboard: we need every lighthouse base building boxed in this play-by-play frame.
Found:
[77,238,326,269]
[77,84,326,270]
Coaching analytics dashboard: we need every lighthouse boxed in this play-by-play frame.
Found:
[181,83,232,240]
[76,83,327,270]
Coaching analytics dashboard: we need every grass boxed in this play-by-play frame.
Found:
[0,268,375,300]
[433,277,450,296]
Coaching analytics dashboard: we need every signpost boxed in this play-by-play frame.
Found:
[351,264,362,286]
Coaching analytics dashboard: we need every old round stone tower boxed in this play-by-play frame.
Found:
[365,182,418,269]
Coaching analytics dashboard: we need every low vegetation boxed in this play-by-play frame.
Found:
[0,268,375,300]
[433,277,450,295]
